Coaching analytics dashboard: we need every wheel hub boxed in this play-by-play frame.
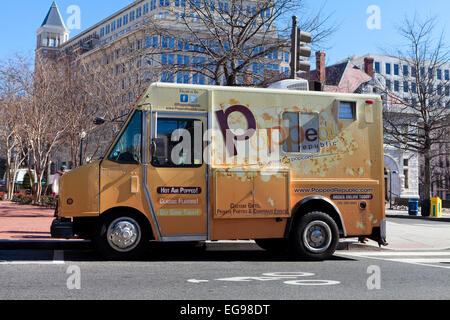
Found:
[107,219,141,252]
[303,221,332,254]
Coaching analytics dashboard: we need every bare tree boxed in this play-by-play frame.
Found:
[142,0,337,86]
[0,55,32,200]
[377,15,450,203]
[21,55,71,203]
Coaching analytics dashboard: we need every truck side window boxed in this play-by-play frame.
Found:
[282,112,320,154]
[108,111,142,164]
[151,118,203,168]
[338,101,357,120]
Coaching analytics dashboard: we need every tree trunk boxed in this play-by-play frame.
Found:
[422,151,432,217]
[423,152,432,200]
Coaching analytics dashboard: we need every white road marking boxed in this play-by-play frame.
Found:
[340,251,450,270]
[188,272,340,286]
[53,250,65,264]
[187,279,209,283]
[0,250,65,265]
[342,251,450,257]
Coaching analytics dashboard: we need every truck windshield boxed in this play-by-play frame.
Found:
[107,111,142,164]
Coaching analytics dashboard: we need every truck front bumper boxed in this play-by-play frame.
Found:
[51,218,74,239]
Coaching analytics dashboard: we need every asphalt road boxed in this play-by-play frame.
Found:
[0,246,450,301]
[0,218,449,301]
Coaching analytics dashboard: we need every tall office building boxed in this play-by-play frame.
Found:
[35,0,292,171]
[36,0,291,106]
[349,54,450,200]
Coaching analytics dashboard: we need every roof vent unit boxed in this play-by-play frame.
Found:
[268,79,309,91]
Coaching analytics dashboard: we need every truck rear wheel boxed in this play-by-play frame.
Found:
[94,212,150,260]
[290,211,339,261]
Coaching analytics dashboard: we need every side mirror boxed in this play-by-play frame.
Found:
[151,139,157,157]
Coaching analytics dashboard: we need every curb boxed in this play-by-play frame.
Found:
[387,215,450,222]
[0,240,377,252]
[0,240,92,250]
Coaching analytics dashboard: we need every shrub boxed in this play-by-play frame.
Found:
[41,195,58,208]
[11,194,35,205]
[22,171,35,190]
[19,195,35,205]
[12,194,23,203]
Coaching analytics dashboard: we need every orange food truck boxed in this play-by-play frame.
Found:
[51,83,387,260]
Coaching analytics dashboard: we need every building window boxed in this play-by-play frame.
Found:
[161,54,167,65]
[445,70,449,81]
[403,81,409,93]
[385,63,391,75]
[375,62,380,73]
[386,79,392,91]
[394,80,399,92]
[437,69,442,80]
[394,64,399,76]
[160,0,170,7]
[404,169,409,189]
[420,67,425,77]
[161,71,173,83]
[411,66,416,77]
[403,65,408,76]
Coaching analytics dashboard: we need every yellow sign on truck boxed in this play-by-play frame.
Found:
[51,83,387,260]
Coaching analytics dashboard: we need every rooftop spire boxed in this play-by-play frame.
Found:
[41,1,67,29]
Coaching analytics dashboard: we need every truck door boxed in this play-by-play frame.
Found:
[99,110,144,215]
[146,112,208,241]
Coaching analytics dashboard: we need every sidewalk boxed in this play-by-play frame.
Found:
[0,200,449,252]
[0,201,55,241]
[386,208,450,222]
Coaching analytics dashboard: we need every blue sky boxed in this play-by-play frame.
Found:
[0,0,449,64]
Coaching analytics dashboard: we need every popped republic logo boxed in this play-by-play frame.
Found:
[215,105,338,159]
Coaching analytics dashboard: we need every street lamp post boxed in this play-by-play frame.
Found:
[79,131,87,167]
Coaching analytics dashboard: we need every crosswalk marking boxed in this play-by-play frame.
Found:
[339,251,450,270]
[343,251,450,257]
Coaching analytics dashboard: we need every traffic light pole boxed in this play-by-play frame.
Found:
[290,16,298,79]
[290,16,312,79]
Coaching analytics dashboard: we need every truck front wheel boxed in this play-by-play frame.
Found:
[290,211,339,261]
[94,212,150,260]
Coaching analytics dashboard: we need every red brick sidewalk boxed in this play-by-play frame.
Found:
[0,201,55,240]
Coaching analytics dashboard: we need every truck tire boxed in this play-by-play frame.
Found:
[290,211,339,261]
[94,212,150,260]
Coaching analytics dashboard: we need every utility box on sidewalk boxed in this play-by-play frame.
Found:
[408,199,419,216]
[431,197,442,218]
